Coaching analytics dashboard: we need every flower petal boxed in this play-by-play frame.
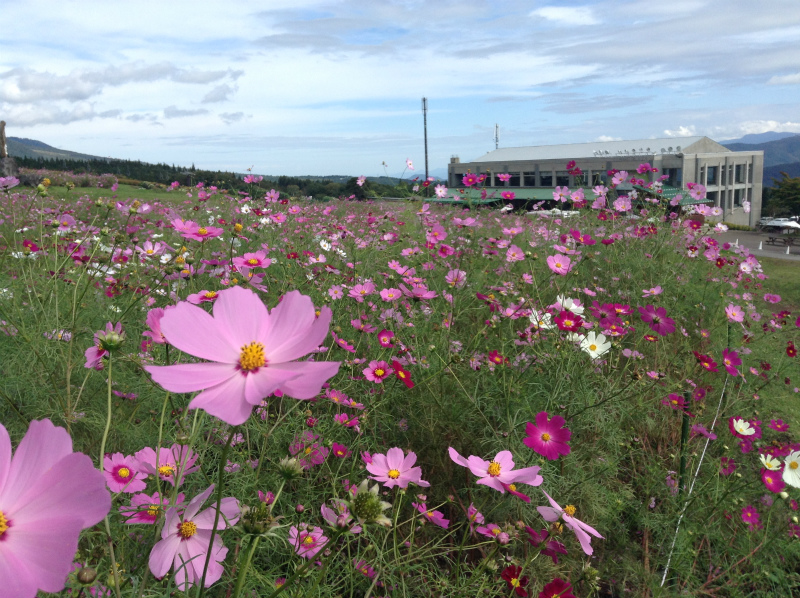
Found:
[149,533,182,579]
[160,301,239,362]
[269,361,341,399]
[212,286,270,348]
[145,362,237,394]
[188,376,253,426]
[269,303,333,363]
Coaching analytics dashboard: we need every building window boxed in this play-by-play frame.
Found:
[663,168,682,187]
[734,188,743,207]
[748,164,753,184]
[556,171,570,186]
[540,172,553,187]
[721,166,726,185]
[483,172,493,186]
[707,165,718,185]
[735,164,745,184]
[508,173,520,187]
[523,172,537,187]
[591,172,606,186]
[707,190,718,206]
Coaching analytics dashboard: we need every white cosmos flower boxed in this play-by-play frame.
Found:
[732,418,755,436]
[320,240,332,251]
[783,451,800,488]
[579,331,611,359]
[759,454,781,471]
[556,294,584,315]
[529,310,554,330]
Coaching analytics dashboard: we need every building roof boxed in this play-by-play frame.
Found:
[471,136,728,163]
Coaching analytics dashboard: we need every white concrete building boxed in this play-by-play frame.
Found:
[448,137,763,226]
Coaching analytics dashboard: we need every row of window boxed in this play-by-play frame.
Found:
[450,168,682,188]
[708,188,747,209]
[702,163,752,186]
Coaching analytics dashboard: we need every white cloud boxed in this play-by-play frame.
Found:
[664,126,697,137]
[530,6,599,26]
[737,120,800,134]
[767,72,800,85]
[595,135,622,142]
[163,106,209,119]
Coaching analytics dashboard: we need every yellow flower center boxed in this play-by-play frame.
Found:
[304,447,313,455]
[791,461,799,470]
[147,505,160,518]
[234,223,243,233]
[197,227,208,235]
[541,433,551,441]
[158,464,175,477]
[146,249,154,254]
[239,342,266,371]
[555,261,562,268]
[511,578,520,588]
[564,505,577,517]
[303,535,315,545]
[0,510,8,536]
[492,528,501,535]
[374,368,385,377]
[426,511,434,517]
[589,344,597,351]
[178,521,197,538]
[388,469,400,479]
[175,256,185,264]
[117,467,131,479]
[204,291,217,299]
[487,461,502,476]
[247,258,259,265]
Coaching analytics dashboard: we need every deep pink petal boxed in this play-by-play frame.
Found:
[12,453,110,528]
[160,302,239,362]
[187,376,252,425]
[145,362,237,394]
[2,420,73,510]
[212,286,270,348]
[2,516,85,594]
[269,361,341,399]
[535,411,551,429]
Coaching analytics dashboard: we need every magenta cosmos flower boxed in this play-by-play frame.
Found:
[537,490,603,555]
[523,412,571,460]
[120,491,184,524]
[288,524,328,559]
[149,484,239,591]
[448,447,543,493]
[0,419,110,598]
[638,305,675,336]
[145,287,340,425]
[366,447,430,489]
[103,452,147,493]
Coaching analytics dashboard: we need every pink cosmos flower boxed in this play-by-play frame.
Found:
[762,469,786,493]
[445,269,467,288]
[412,502,449,528]
[143,307,169,345]
[537,490,603,555]
[380,288,402,302]
[638,305,675,336]
[377,329,395,347]
[120,491,184,524]
[145,287,340,425]
[149,484,239,591]
[523,412,571,460]
[506,244,524,262]
[546,254,572,275]
[741,505,762,531]
[725,304,744,323]
[288,524,328,559]
[186,290,220,304]
[721,348,741,377]
[0,419,110,598]
[448,447,543,493]
[366,447,430,489]
[363,360,390,383]
[356,175,366,187]
[136,444,200,487]
[331,443,351,458]
[232,250,271,270]
[103,452,147,493]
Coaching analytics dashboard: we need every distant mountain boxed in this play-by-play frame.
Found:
[7,137,108,162]
[721,134,800,167]
[720,132,798,145]
[764,162,800,185]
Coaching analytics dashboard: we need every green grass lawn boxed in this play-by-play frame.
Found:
[759,256,800,313]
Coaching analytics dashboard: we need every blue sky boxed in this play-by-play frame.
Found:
[1,0,799,177]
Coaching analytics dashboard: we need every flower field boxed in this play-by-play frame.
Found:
[0,168,798,598]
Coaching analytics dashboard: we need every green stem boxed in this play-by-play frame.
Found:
[197,427,237,597]
[98,359,122,598]
[231,536,261,598]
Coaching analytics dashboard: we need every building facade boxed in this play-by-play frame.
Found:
[448,137,763,226]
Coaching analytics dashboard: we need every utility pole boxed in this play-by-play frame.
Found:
[422,97,429,181]
[494,124,499,150]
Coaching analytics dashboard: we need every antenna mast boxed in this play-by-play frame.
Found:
[494,124,499,150]
[422,97,429,181]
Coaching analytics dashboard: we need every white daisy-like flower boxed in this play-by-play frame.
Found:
[759,454,781,471]
[320,239,332,251]
[732,418,755,436]
[529,310,554,330]
[240,204,251,214]
[783,451,800,488]
[556,294,584,315]
[579,331,611,359]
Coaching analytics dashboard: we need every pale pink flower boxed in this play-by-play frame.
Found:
[546,254,572,275]
[366,447,430,489]
[0,420,110,598]
[448,447,542,493]
[537,490,603,555]
[145,287,340,425]
[148,485,239,591]
[288,524,327,559]
[506,245,525,262]
[725,304,744,323]
[103,452,147,493]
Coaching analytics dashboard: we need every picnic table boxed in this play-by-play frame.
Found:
[765,235,797,246]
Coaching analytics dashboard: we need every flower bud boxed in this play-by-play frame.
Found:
[76,567,97,584]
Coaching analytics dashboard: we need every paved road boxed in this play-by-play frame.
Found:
[716,231,800,262]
